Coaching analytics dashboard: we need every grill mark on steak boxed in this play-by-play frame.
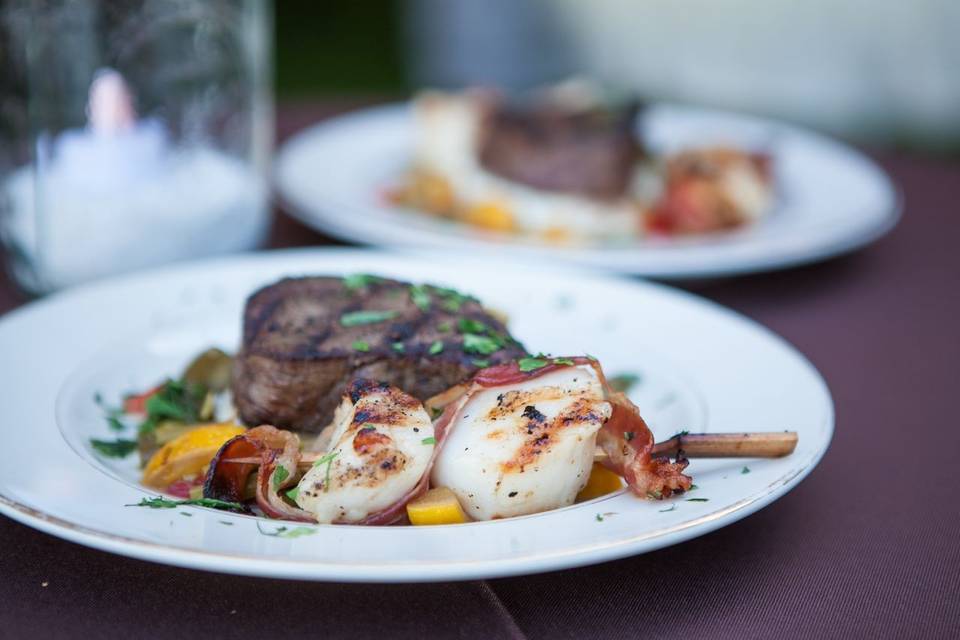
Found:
[232,276,526,432]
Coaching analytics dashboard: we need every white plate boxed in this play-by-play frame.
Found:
[0,249,833,581]
[275,103,899,278]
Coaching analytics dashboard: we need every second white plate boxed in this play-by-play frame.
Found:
[276,103,899,278]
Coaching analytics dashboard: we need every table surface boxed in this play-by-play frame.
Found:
[1,101,958,640]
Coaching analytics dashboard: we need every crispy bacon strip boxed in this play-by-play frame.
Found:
[204,425,314,522]
[474,357,691,498]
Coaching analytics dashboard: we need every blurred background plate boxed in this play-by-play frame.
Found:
[275,103,899,279]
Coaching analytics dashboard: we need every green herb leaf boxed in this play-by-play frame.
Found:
[428,340,444,355]
[179,511,192,517]
[127,496,246,512]
[608,373,641,393]
[272,465,289,490]
[351,340,370,352]
[463,333,501,355]
[671,429,690,439]
[313,451,339,492]
[409,285,431,311]
[689,484,699,491]
[90,439,137,458]
[741,466,751,474]
[686,498,709,502]
[430,407,443,420]
[553,357,575,366]
[421,436,437,445]
[391,342,405,353]
[437,321,452,333]
[342,274,384,291]
[471,359,490,368]
[457,318,488,334]
[340,310,399,327]
[285,486,300,502]
[517,357,549,372]
[595,513,604,522]
[106,416,126,432]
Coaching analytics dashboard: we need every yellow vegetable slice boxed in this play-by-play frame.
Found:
[463,201,516,232]
[142,423,245,489]
[576,463,625,502]
[407,487,469,525]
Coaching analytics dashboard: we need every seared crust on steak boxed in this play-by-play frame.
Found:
[232,276,525,432]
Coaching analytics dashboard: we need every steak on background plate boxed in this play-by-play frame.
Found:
[232,276,526,432]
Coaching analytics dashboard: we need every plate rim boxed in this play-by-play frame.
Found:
[274,102,901,279]
[0,247,835,581]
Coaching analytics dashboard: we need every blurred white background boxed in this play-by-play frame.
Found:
[407,0,960,150]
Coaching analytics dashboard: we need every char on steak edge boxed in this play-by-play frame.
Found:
[232,276,527,432]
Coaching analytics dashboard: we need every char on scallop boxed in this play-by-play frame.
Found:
[294,379,437,524]
[432,363,612,520]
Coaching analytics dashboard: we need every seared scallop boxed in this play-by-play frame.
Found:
[295,379,434,524]
[431,364,611,520]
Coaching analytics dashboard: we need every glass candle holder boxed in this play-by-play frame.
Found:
[0,0,272,293]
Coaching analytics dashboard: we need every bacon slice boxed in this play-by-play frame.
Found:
[204,425,314,522]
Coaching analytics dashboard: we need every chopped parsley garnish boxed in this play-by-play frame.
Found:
[285,486,300,502]
[391,342,405,353]
[624,431,635,442]
[686,498,709,502]
[595,511,617,522]
[463,333,501,355]
[340,310,399,327]
[430,407,443,420]
[179,511,192,517]
[608,373,641,393]
[137,379,207,435]
[552,357,575,366]
[342,274,384,291]
[409,284,431,311]
[90,438,137,458]
[429,286,476,313]
[351,340,370,352]
[689,484,699,491]
[595,513,604,522]
[421,436,437,445]
[272,465,289,490]
[255,523,318,538]
[428,340,444,355]
[671,429,690,439]
[471,359,490,368]
[313,451,339,492]
[457,318,488,334]
[517,356,549,372]
[437,321,452,333]
[127,496,245,512]
[106,416,126,432]
[741,466,751,474]
[659,504,678,513]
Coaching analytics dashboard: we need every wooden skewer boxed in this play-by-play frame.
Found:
[222,432,798,468]
[650,431,798,459]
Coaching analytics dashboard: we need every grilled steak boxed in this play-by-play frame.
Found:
[232,276,526,432]
[477,99,641,200]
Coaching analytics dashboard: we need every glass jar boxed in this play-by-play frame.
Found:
[0,0,272,293]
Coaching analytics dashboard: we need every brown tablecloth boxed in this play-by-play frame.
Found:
[1,102,958,639]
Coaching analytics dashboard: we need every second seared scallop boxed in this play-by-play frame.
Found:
[432,364,612,520]
[296,379,435,524]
